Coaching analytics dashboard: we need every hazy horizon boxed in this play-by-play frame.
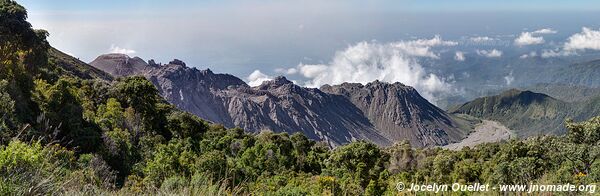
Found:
[19,0,600,103]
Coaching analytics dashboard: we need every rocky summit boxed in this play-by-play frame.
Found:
[90,54,469,147]
[321,81,467,147]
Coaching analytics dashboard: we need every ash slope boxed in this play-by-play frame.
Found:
[90,54,468,147]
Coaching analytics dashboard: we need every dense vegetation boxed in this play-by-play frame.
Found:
[449,89,600,137]
[1,1,599,195]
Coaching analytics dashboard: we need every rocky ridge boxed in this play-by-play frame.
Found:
[90,54,470,147]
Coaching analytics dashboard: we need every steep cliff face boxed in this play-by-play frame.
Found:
[221,77,391,146]
[143,61,247,127]
[148,70,391,146]
[89,54,467,147]
[321,82,467,147]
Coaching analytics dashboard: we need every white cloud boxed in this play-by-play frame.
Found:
[297,64,328,78]
[454,51,465,61]
[476,49,503,58]
[247,70,273,86]
[275,67,298,74]
[532,28,557,34]
[469,36,496,42]
[294,37,456,103]
[519,51,538,59]
[541,49,575,58]
[534,27,599,58]
[564,27,600,51]
[514,32,544,46]
[388,35,458,58]
[109,44,136,55]
[504,71,514,86]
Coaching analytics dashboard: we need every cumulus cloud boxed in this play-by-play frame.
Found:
[514,32,545,46]
[564,27,600,51]
[476,49,503,58]
[454,51,465,61]
[109,44,136,55]
[520,51,538,59]
[389,35,458,58]
[247,70,273,86]
[532,28,557,34]
[275,67,298,74]
[534,27,599,58]
[469,36,496,42]
[292,36,457,103]
[504,71,514,86]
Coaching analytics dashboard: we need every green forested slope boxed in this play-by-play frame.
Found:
[449,89,600,137]
[449,89,571,136]
[47,47,113,81]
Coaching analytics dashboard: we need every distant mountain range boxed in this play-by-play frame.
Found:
[89,53,473,147]
[523,83,600,102]
[548,59,600,87]
[430,55,600,109]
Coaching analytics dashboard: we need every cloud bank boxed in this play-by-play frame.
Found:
[537,27,598,58]
[469,36,496,42]
[564,27,600,51]
[288,36,456,103]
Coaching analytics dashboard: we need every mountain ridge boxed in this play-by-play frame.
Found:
[449,88,600,136]
[89,53,471,147]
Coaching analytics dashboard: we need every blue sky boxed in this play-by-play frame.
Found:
[19,0,600,12]
[17,0,600,83]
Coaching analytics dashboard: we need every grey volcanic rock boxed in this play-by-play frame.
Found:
[220,76,391,146]
[321,81,467,147]
[89,54,467,147]
[144,62,248,126]
[89,53,149,77]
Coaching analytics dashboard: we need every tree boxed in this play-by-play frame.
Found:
[96,98,125,131]
[387,140,416,174]
[324,141,389,193]
[32,78,101,152]
[0,0,49,74]
[111,76,170,139]
[561,117,600,177]
[167,111,207,140]
[0,80,16,142]
[1,0,50,125]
